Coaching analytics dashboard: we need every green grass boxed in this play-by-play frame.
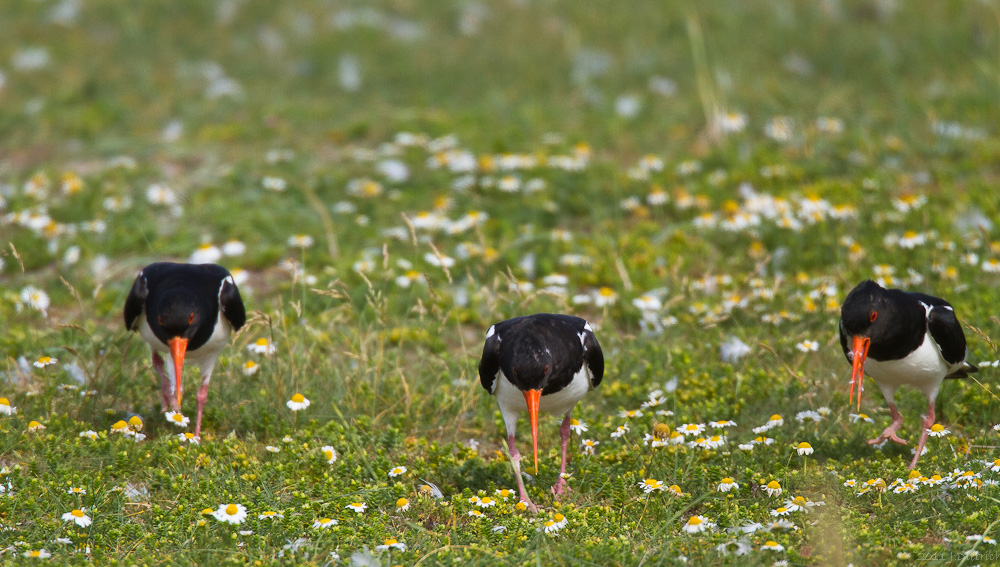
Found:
[3,0,1000,565]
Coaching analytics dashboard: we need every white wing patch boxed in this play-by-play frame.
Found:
[486,325,496,339]
[919,301,932,317]
[218,275,235,303]
[584,321,593,332]
[578,332,587,347]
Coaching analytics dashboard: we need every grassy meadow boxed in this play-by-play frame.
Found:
[4,1,1000,565]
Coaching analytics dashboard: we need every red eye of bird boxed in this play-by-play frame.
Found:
[870,311,878,322]
[157,315,163,326]
[188,313,195,324]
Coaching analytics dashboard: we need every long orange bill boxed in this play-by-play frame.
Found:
[523,389,542,474]
[168,337,188,407]
[850,335,870,411]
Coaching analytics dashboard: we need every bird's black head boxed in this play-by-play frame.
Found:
[149,292,203,342]
[508,335,554,391]
[840,279,894,340]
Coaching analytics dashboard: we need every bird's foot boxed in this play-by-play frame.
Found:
[550,478,572,498]
[867,432,907,445]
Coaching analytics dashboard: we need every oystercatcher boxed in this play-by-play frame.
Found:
[478,313,604,511]
[839,280,976,469]
[124,262,246,437]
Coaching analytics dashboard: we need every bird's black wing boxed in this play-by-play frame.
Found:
[219,276,246,331]
[478,325,502,393]
[926,304,972,370]
[123,270,149,331]
[907,291,952,309]
[582,326,604,389]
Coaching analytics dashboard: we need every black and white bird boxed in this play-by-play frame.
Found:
[478,313,604,511]
[839,280,976,469]
[124,262,246,437]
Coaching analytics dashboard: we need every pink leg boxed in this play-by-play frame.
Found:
[193,374,212,438]
[507,433,538,513]
[908,402,935,470]
[152,353,172,412]
[551,414,572,497]
[868,402,907,445]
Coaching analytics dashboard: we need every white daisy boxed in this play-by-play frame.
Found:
[682,515,715,534]
[286,393,310,411]
[164,411,189,428]
[212,504,248,525]
[61,508,92,527]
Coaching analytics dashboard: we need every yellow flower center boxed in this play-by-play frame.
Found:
[766,541,779,547]
[225,504,238,515]
[0,398,9,405]
[28,420,41,428]
[930,424,944,432]
[767,481,780,489]
[770,414,782,421]
[793,496,806,505]
[71,509,84,517]
[320,518,331,524]
[644,479,659,486]
[202,508,214,514]
[324,450,334,460]
[481,497,493,504]
[721,478,733,484]
[384,538,398,545]
[776,507,788,513]
[245,361,256,368]
[172,414,184,423]
[291,394,305,403]
[904,230,918,239]
[599,287,615,297]
[554,513,564,522]
[797,442,811,449]
[570,419,579,425]
[352,502,363,507]
[396,498,408,507]
[688,516,702,525]
[256,338,269,346]
[39,357,51,364]
[499,490,510,497]
[515,502,526,511]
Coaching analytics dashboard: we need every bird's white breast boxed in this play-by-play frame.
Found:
[493,365,593,436]
[866,332,955,401]
[138,310,233,371]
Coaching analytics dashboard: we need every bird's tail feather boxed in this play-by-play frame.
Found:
[946,361,979,379]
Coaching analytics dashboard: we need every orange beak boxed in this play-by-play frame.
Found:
[850,335,870,411]
[168,337,188,407]
[523,389,542,474]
